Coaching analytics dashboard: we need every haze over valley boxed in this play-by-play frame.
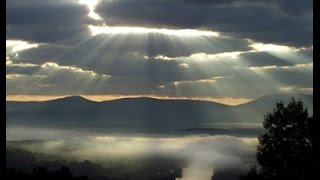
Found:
[6,0,313,179]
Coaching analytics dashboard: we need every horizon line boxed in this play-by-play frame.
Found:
[6,95,255,106]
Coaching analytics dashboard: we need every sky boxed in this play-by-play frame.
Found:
[6,0,313,105]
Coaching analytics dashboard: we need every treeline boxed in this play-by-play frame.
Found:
[6,147,183,180]
[6,166,88,180]
[6,148,107,178]
[239,99,318,180]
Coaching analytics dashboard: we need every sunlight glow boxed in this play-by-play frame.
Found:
[249,65,278,70]
[88,25,220,37]
[177,51,244,62]
[143,55,175,60]
[6,74,46,80]
[249,63,313,70]
[213,76,233,80]
[299,88,313,94]
[41,62,111,78]
[6,59,111,79]
[171,77,232,86]
[155,55,175,60]
[6,59,38,67]
[6,40,39,54]
[279,87,294,92]
[6,95,253,106]
[172,79,216,86]
[78,0,102,20]
[179,63,189,69]
[249,43,294,52]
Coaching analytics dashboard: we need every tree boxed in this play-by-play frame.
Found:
[241,98,316,180]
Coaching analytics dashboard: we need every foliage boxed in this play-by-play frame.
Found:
[6,166,88,180]
[6,147,183,180]
[241,98,317,180]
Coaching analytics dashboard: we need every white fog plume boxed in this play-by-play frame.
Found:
[6,127,257,180]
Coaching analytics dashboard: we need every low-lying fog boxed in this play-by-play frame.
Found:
[6,126,258,180]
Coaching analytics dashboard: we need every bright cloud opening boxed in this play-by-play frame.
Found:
[41,62,111,78]
[248,63,313,70]
[6,40,39,54]
[78,0,102,20]
[88,25,220,37]
[249,43,294,52]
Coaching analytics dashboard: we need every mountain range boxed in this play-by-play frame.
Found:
[6,94,313,134]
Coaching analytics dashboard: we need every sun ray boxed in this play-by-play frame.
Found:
[88,25,220,37]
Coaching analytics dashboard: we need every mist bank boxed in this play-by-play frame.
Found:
[7,134,257,180]
[6,125,263,140]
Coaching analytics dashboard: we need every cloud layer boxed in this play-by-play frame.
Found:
[96,0,312,47]
[6,0,313,101]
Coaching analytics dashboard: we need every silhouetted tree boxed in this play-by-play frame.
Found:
[6,166,88,180]
[239,166,262,180]
[32,166,49,179]
[240,98,317,180]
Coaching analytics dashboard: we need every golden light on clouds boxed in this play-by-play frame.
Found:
[6,40,39,54]
[6,59,38,67]
[6,95,67,102]
[78,0,102,20]
[249,43,294,52]
[88,25,220,37]
[172,79,216,86]
[175,51,244,62]
[40,62,111,78]
[6,95,253,106]
[6,74,46,80]
[179,63,189,69]
[248,63,313,70]
[300,88,313,94]
[142,55,175,60]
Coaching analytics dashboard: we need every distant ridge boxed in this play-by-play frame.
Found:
[6,94,312,132]
[47,95,94,103]
[238,93,313,113]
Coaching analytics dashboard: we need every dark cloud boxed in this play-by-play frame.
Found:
[6,34,313,97]
[262,66,313,87]
[6,64,40,75]
[5,0,313,98]
[6,51,313,98]
[239,52,293,67]
[95,0,312,47]
[10,33,251,77]
[158,73,311,99]
[11,34,251,63]
[179,0,313,16]
[6,0,95,43]
[273,0,312,16]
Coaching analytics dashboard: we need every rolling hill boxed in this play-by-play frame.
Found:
[6,94,313,133]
